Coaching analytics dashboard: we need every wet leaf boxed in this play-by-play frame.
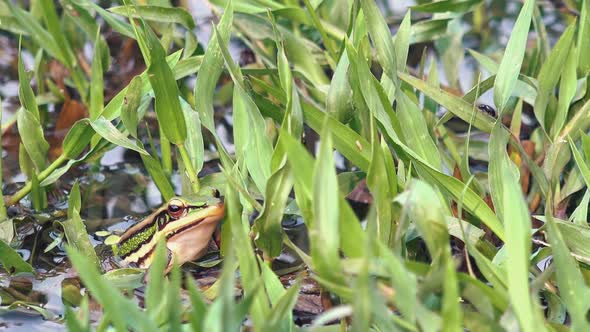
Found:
[0,240,34,275]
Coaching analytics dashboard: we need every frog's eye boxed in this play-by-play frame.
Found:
[167,199,186,219]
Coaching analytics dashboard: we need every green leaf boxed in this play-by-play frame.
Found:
[87,117,148,155]
[143,22,187,145]
[410,18,453,44]
[62,120,95,160]
[376,242,417,323]
[326,52,354,123]
[501,164,543,331]
[366,135,394,246]
[0,239,34,275]
[187,275,207,332]
[394,10,412,73]
[6,2,66,64]
[493,0,535,112]
[399,72,495,133]
[224,166,270,328]
[545,214,590,331]
[360,0,398,85]
[395,89,442,170]
[279,131,366,259]
[140,151,175,201]
[145,240,168,324]
[17,44,40,120]
[109,5,195,29]
[311,127,344,284]
[217,26,272,193]
[120,76,143,139]
[16,108,49,172]
[578,0,590,75]
[534,21,576,131]
[411,0,482,13]
[181,99,205,175]
[252,162,293,259]
[62,0,111,67]
[195,1,233,132]
[552,44,578,138]
[84,1,135,39]
[90,29,104,120]
[39,0,76,67]
[263,280,300,330]
[488,122,519,221]
[62,181,100,270]
[66,247,159,331]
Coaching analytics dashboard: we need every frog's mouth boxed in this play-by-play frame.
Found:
[163,203,225,238]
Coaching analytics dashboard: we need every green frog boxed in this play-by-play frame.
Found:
[114,195,224,271]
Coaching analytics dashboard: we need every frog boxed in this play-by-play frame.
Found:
[114,194,224,272]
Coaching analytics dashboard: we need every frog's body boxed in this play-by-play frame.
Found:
[115,195,224,270]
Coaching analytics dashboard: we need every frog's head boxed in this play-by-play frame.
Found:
[116,195,224,269]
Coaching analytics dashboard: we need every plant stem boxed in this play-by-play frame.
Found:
[177,144,200,194]
[5,154,67,206]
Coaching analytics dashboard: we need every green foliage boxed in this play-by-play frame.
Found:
[2,0,590,330]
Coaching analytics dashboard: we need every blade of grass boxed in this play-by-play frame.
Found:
[493,0,535,112]
[61,181,100,270]
[578,0,590,75]
[120,76,142,139]
[195,1,233,132]
[501,165,544,331]
[109,5,195,29]
[16,108,48,172]
[90,28,104,120]
[544,211,590,330]
[534,21,576,132]
[66,247,159,331]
